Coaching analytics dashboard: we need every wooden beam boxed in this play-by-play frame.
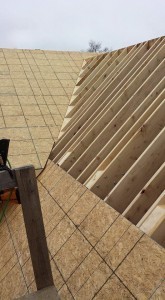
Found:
[137,190,165,228]
[70,50,127,105]
[14,165,54,291]
[151,219,165,248]
[138,191,165,248]
[75,53,107,88]
[60,38,163,135]
[63,58,164,174]
[66,46,136,122]
[72,51,118,99]
[105,128,165,212]
[56,47,130,139]
[66,48,128,124]
[51,42,164,164]
[66,48,139,119]
[62,37,163,132]
[123,163,165,224]
[86,98,165,196]
[77,54,105,80]
[78,82,165,183]
[52,47,142,161]
[62,41,163,141]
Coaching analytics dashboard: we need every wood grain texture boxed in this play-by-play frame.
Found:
[14,165,54,290]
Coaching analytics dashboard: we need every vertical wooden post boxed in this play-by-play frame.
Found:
[14,165,54,290]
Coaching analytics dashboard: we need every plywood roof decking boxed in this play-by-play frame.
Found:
[0,37,164,300]
[0,161,164,300]
[50,36,165,247]
[0,48,92,170]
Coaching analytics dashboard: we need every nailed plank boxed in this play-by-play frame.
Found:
[62,37,163,132]
[69,51,120,108]
[51,42,164,164]
[50,48,131,159]
[137,190,165,228]
[77,54,105,80]
[138,191,165,247]
[105,128,165,212]
[63,58,164,174]
[65,46,136,123]
[52,48,142,161]
[78,82,165,183]
[70,49,123,105]
[75,53,107,89]
[14,165,54,290]
[86,99,165,196]
[123,163,165,224]
[67,45,143,119]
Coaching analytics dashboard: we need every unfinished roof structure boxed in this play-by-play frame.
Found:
[0,49,91,170]
[0,36,164,300]
[51,36,165,248]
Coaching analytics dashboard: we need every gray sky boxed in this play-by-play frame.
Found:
[0,0,164,51]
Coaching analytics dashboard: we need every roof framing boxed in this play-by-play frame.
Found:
[50,36,165,247]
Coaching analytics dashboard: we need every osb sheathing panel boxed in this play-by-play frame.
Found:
[0,48,92,170]
[0,162,164,300]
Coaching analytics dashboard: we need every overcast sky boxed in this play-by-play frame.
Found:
[0,0,164,51]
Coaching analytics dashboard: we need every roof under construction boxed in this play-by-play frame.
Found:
[0,36,164,300]
[51,36,165,248]
[0,49,91,171]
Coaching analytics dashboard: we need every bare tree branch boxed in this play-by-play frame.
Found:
[87,40,110,52]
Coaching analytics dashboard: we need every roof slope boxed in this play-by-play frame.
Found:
[50,36,165,247]
[0,37,164,300]
[0,161,164,299]
[0,48,91,170]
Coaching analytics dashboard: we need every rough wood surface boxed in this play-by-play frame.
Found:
[0,162,164,300]
[50,37,165,247]
[14,165,54,290]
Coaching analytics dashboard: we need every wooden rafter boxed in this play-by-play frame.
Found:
[50,36,165,247]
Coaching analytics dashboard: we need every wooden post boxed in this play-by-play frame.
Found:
[14,165,54,291]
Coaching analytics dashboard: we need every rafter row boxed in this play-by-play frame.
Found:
[50,36,165,247]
